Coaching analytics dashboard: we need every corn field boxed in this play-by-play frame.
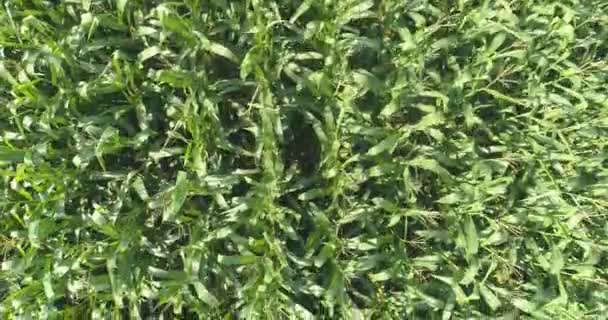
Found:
[1,0,608,319]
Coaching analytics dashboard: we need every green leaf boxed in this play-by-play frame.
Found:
[432,275,468,305]
[138,46,163,63]
[0,147,25,164]
[548,93,573,107]
[367,133,400,156]
[28,220,41,248]
[163,171,189,221]
[161,14,194,42]
[0,63,17,85]
[550,246,564,275]
[352,69,383,93]
[339,0,374,25]
[512,298,537,314]
[479,285,501,311]
[464,216,478,256]
[155,70,195,88]
[408,157,452,182]
[413,112,445,131]
[192,282,219,307]
[486,32,507,55]
[479,88,526,106]
[117,0,127,17]
[131,176,149,201]
[218,255,258,265]
[207,42,239,64]
[43,271,54,300]
[196,33,239,63]
[290,0,313,23]
[298,188,327,201]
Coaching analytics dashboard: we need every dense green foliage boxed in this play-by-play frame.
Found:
[2,0,608,318]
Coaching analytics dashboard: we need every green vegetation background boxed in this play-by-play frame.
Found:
[1,0,608,318]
